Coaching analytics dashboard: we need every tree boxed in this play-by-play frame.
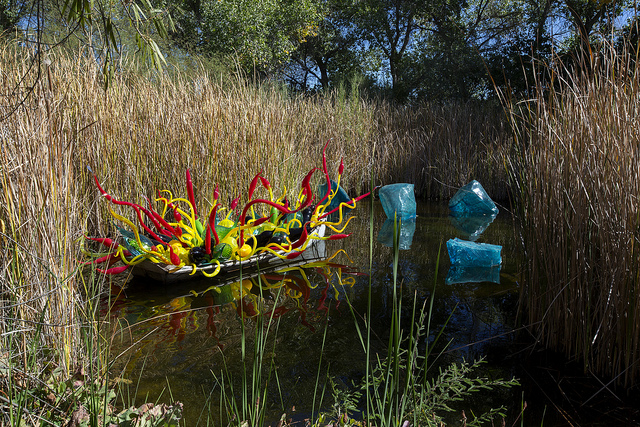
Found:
[339,0,525,100]
[282,0,369,91]
[470,0,547,97]
[0,0,26,33]
[350,0,429,99]
[563,0,620,44]
[1,0,173,118]
[408,22,486,99]
[178,0,324,76]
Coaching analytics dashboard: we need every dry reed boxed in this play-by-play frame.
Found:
[507,39,640,386]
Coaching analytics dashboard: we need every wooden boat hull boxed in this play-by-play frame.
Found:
[130,223,327,284]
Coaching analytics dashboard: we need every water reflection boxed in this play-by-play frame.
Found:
[104,252,363,351]
[103,251,369,424]
[448,213,496,241]
[104,201,522,424]
[377,218,416,250]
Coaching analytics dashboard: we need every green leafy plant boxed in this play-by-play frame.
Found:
[328,376,363,422]
[1,362,183,427]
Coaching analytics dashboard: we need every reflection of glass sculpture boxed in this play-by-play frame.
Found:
[447,181,501,278]
[377,218,416,250]
[448,213,496,242]
[445,265,501,285]
[83,142,372,282]
[103,251,364,349]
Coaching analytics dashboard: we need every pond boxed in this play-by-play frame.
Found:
[104,200,528,425]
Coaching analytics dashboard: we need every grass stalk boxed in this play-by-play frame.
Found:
[311,300,331,422]
[365,145,376,424]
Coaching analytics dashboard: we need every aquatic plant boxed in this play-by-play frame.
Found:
[82,142,373,279]
[344,220,519,427]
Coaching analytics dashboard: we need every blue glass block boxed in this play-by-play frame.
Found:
[445,265,501,285]
[377,218,416,250]
[379,183,416,220]
[446,238,502,267]
[449,213,496,241]
[449,180,498,216]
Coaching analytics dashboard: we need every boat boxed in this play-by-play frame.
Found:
[130,223,327,284]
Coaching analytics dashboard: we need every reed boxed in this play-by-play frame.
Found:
[0,39,512,423]
[373,101,513,201]
[505,38,640,386]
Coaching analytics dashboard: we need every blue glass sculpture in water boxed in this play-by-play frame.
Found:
[449,213,497,242]
[447,238,502,267]
[377,218,416,250]
[379,183,416,220]
[449,180,498,216]
[445,265,501,285]
[319,180,351,212]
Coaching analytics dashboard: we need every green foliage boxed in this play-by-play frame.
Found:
[322,359,519,427]
[419,359,519,426]
[0,0,22,33]
[328,377,363,421]
[408,21,487,100]
[4,0,175,90]
[113,403,183,427]
[214,279,286,427]
[284,0,369,91]
[196,0,323,74]
[61,0,174,82]
[315,223,520,427]
[4,0,637,101]
[349,0,430,99]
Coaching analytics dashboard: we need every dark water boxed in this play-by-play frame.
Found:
[105,201,528,425]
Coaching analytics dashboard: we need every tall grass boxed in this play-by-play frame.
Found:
[214,274,286,427]
[374,101,513,201]
[0,39,512,423]
[506,39,640,386]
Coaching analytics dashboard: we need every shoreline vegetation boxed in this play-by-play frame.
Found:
[1,34,639,424]
[505,39,640,389]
